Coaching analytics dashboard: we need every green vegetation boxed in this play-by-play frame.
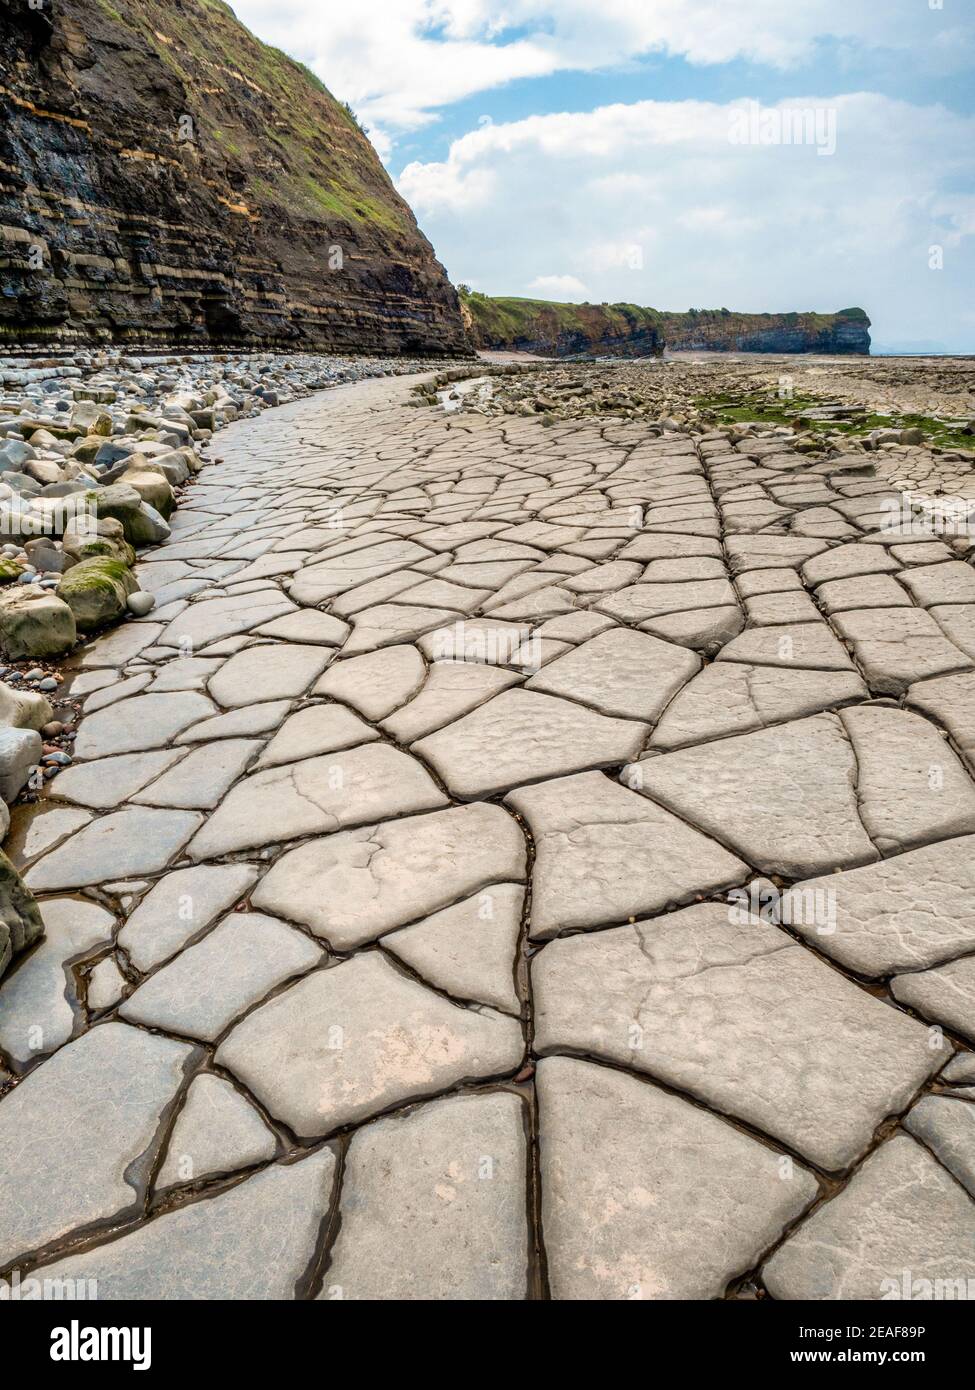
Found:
[95,1,126,20]
[695,394,973,451]
[118,0,410,234]
[0,558,24,585]
[460,289,662,349]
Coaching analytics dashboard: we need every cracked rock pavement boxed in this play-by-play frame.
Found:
[2,372,975,1301]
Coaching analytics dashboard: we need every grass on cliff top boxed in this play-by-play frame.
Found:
[461,290,661,341]
[121,0,410,234]
[462,291,869,345]
[659,307,869,329]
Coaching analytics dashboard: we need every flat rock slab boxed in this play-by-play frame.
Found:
[832,607,973,694]
[629,715,877,879]
[782,836,975,975]
[931,603,975,661]
[316,644,426,720]
[908,670,975,773]
[507,771,745,938]
[597,579,737,624]
[148,656,224,692]
[216,954,524,1138]
[417,618,530,665]
[639,604,743,654]
[48,749,186,810]
[290,539,433,604]
[525,627,699,722]
[651,662,867,750]
[254,609,349,645]
[816,573,911,614]
[415,690,648,799]
[5,803,94,868]
[157,1074,277,1189]
[34,1149,337,1300]
[941,1053,975,1086]
[343,603,463,655]
[253,803,526,949]
[187,744,447,858]
[0,1023,195,1266]
[77,622,163,668]
[382,661,523,744]
[87,956,126,1011]
[74,692,216,759]
[903,1096,975,1198]
[533,905,938,1169]
[382,882,523,1014]
[176,699,293,743]
[324,1092,528,1300]
[717,623,856,671]
[891,955,975,1044]
[840,705,975,854]
[26,807,202,891]
[120,913,323,1041]
[537,1057,818,1300]
[802,543,901,587]
[899,561,975,608]
[117,863,259,971]
[764,1136,975,1299]
[255,704,378,768]
[725,537,829,574]
[207,643,331,707]
[160,591,295,648]
[13,375,975,1303]
[131,738,260,810]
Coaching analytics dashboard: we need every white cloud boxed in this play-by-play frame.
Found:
[396,94,975,348]
[528,275,590,298]
[223,2,974,345]
[230,0,971,142]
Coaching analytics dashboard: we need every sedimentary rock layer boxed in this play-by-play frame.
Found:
[0,0,470,355]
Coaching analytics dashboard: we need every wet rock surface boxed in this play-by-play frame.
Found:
[2,364,975,1300]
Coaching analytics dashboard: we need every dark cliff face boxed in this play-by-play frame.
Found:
[658,309,871,355]
[0,0,470,354]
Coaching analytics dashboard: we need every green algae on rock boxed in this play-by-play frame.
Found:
[0,848,45,980]
[57,556,139,632]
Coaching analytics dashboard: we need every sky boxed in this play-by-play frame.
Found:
[231,1,975,352]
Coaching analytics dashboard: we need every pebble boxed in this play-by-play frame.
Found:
[126,591,156,617]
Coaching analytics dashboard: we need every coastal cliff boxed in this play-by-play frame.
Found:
[459,293,664,358]
[0,0,470,354]
[660,307,871,355]
[461,291,870,357]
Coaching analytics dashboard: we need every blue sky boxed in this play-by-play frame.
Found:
[232,1,975,351]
